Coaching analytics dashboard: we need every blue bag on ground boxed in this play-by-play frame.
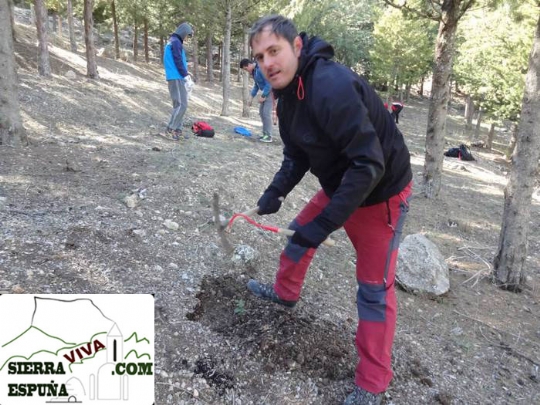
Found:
[234,126,252,137]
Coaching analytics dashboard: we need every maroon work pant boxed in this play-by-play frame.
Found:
[274,182,412,393]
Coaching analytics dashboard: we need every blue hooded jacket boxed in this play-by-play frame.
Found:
[250,63,271,98]
[164,23,193,81]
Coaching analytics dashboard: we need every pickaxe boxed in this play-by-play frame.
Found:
[225,204,335,247]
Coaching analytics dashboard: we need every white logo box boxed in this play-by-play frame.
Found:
[0,294,154,404]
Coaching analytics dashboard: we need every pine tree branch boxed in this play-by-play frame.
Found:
[381,0,440,21]
[427,0,442,14]
[457,0,477,21]
[231,0,265,25]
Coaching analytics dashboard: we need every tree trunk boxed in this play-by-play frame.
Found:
[464,94,474,129]
[486,123,495,150]
[192,28,199,82]
[206,32,213,82]
[159,36,164,62]
[405,82,411,102]
[388,64,397,100]
[133,23,138,62]
[34,0,51,77]
[506,123,518,160]
[9,0,15,41]
[221,44,225,82]
[218,43,222,81]
[494,15,540,291]
[220,1,232,116]
[242,27,250,118]
[111,0,120,59]
[97,24,102,44]
[0,0,27,146]
[52,10,57,33]
[419,76,424,97]
[57,14,62,37]
[238,52,243,83]
[448,76,453,105]
[473,108,483,140]
[83,0,98,78]
[143,18,149,63]
[30,3,35,25]
[422,1,459,199]
[67,0,77,52]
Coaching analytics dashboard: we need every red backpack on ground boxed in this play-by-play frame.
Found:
[192,121,215,138]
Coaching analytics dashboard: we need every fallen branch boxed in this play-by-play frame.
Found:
[459,247,493,287]
[457,245,495,251]
[212,193,233,254]
[463,320,540,367]
[461,269,491,287]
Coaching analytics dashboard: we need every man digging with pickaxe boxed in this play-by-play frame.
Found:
[244,15,413,405]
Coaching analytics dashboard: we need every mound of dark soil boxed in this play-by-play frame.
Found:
[187,275,356,381]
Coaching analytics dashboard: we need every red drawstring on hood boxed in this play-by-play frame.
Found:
[273,34,332,100]
[297,76,305,100]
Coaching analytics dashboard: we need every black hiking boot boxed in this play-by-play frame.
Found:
[247,280,297,308]
[343,387,382,405]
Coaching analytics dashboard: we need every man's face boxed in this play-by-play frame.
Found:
[242,64,255,74]
[251,28,302,90]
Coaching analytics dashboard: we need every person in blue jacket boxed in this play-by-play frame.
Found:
[163,22,193,140]
[240,58,273,143]
[246,15,413,405]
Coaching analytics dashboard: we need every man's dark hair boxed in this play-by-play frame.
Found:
[249,14,298,48]
[240,58,252,69]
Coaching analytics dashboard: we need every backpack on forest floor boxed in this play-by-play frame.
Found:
[458,144,475,161]
[192,121,215,138]
[444,144,475,161]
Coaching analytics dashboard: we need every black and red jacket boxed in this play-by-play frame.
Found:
[269,33,412,229]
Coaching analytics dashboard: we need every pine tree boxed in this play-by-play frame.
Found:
[0,0,27,146]
[494,10,540,291]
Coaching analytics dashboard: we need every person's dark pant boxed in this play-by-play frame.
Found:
[391,106,403,123]
[273,182,412,393]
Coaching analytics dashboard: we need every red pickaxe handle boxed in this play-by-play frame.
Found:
[226,207,336,247]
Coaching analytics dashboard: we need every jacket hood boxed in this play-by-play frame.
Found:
[174,23,193,41]
[275,33,334,98]
[297,33,334,76]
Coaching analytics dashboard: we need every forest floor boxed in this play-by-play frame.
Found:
[1,16,540,405]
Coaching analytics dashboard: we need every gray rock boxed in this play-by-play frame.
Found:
[396,234,450,296]
[231,244,258,267]
[123,194,138,208]
[163,219,179,230]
